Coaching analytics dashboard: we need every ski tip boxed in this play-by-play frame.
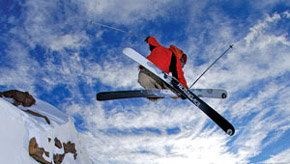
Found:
[96,93,102,101]
[221,93,227,99]
[122,47,133,54]
[96,93,107,101]
[226,128,235,136]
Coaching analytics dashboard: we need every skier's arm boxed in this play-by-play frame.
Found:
[169,53,189,89]
[176,59,189,89]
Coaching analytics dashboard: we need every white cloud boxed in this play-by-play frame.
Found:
[0,42,38,93]
[284,10,290,18]
[196,12,290,162]
[2,0,290,163]
[77,9,290,164]
[83,58,140,88]
[233,109,288,160]
[80,124,242,164]
[187,11,290,92]
[251,0,290,11]
[262,148,290,163]
[84,0,173,24]
[245,13,281,46]
[49,33,89,51]
[12,0,90,52]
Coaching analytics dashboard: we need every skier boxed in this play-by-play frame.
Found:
[138,36,189,101]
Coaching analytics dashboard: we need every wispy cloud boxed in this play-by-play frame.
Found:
[1,0,289,163]
[84,0,174,24]
[262,148,290,163]
[77,9,290,164]
[49,33,89,51]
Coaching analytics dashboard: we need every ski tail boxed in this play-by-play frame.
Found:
[96,89,167,101]
[97,89,227,101]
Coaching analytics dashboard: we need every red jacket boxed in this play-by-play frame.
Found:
[144,37,188,88]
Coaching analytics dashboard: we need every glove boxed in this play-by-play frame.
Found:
[144,36,151,43]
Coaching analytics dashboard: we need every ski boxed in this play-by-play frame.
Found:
[97,88,227,101]
[122,47,235,136]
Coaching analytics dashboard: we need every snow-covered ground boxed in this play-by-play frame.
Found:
[0,98,92,164]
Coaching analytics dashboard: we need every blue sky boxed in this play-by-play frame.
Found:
[1,0,290,163]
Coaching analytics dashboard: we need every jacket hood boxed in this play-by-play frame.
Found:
[147,37,161,47]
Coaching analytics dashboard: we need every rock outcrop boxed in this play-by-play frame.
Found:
[53,153,65,164]
[29,137,78,164]
[0,90,36,107]
[54,137,62,149]
[23,109,51,124]
[29,137,51,164]
[63,141,77,160]
[1,90,79,164]
[0,89,51,124]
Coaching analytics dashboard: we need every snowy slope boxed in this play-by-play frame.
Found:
[0,98,92,164]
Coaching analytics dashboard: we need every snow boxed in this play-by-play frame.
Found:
[0,98,92,164]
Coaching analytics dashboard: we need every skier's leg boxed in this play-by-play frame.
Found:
[138,69,165,89]
[138,69,166,102]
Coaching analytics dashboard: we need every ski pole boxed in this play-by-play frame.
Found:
[89,20,145,39]
[189,44,233,89]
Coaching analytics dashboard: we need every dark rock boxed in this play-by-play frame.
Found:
[29,137,52,164]
[0,90,51,125]
[23,109,51,125]
[53,153,65,164]
[74,153,77,160]
[63,141,77,160]
[44,151,50,158]
[54,137,62,149]
[63,141,76,154]
[0,90,36,107]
